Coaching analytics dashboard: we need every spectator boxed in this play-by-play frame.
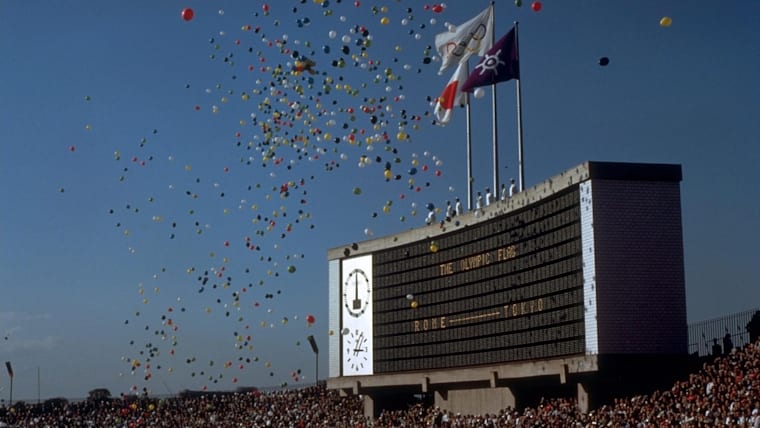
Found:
[724,332,734,355]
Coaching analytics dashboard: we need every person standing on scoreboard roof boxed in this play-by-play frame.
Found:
[445,200,454,220]
[501,183,507,201]
[485,187,493,206]
[426,208,436,226]
[455,197,463,216]
[475,192,483,211]
[509,178,517,198]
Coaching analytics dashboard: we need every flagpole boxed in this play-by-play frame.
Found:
[490,2,499,196]
[515,21,525,192]
[465,61,473,211]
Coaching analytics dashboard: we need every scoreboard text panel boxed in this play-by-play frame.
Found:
[372,188,585,373]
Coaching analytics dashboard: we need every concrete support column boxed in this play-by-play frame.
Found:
[576,382,590,414]
[363,394,375,420]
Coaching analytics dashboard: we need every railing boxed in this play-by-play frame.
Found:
[688,307,760,356]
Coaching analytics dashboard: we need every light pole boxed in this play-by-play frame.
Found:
[306,335,319,384]
[5,361,13,406]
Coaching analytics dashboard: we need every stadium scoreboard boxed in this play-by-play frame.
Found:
[328,161,686,379]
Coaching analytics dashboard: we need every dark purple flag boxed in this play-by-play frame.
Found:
[460,26,519,92]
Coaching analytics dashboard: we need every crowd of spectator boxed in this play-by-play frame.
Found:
[1,339,758,427]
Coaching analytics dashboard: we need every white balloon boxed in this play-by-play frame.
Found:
[473,87,486,99]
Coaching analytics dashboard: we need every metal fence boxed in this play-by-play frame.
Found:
[688,307,760,356]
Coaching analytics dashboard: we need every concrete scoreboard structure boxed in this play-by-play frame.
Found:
[326,161,688,417]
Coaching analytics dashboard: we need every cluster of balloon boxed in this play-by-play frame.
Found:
[97,0,477,394]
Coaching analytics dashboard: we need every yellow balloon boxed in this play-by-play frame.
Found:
[660,16,672,27]
[380,16,390,25]
[410,300,418,309]
[384,169,393,179]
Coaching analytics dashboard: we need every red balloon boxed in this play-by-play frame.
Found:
[306,314,316,324]
[181,8,194,21]
[531,1,542,11]
[432,4,444,13]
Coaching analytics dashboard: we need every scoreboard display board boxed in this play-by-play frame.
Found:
[371,188,585,373]
[329,161,686,379]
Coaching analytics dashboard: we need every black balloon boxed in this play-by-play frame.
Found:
[598,57,610,66]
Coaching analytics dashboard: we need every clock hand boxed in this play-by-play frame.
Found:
[352,271,362,310]
[352,332,365,356]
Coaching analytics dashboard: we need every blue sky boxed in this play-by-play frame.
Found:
[1,0,759,401]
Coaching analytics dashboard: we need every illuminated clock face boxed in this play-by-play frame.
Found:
[343,268,371,318]
[344,328,370,373]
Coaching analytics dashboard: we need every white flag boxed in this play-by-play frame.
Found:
[434,63,468,125]
[435,5,494,74]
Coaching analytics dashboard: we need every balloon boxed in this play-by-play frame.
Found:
[380,17,390,25]
[352,187,362,195]
[406,294,414,300]
[306,314,316,324]
[598,57,610,66]
[515,0,522,6]
[181,8,194,21]
[430,242,439,253]
[410,300,418,309]
[432,4,444,13]
[660,16,672,27]
[531,1,542,12]
[473,88,485,99]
